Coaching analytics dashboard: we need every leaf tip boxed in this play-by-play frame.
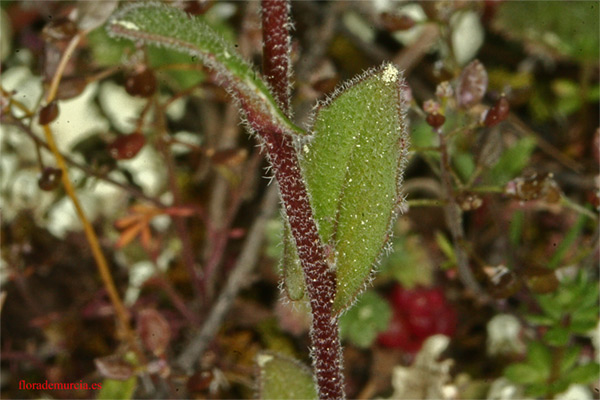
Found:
[381,62,400,84]
[257,353,274,368]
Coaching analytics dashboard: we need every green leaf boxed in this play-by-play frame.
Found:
[435,231,457,269]
[576,279,600,309]
[543,326,570,346]
[300,63,409,314]
[492,1,600,62]
[453,151,476,183]
[411,119,438,149]
[147,48,205,90]
[523,383,548,397]
[509,210,524,246]
[281,222,305,301]
[88,27,131,67]
[486,136,537,185]
[547,379,570,396]
[98,377,137,400]
[256,352,317,400]
[560,346,581,375]
[526,342,552,377]
[88,26,205,90]
[339,291,392,348]
[504,363,547,384]
[554,284,580,309]
[265,218,284,261]
[569,317,599,334]
[536,293,563,320]
[553,79,583,116]
[106,2,302,136]
[257,319,298,357]
[379,235,433,288]
[525,313,556,326]
[548,214,586,269]
[564,362,600,384]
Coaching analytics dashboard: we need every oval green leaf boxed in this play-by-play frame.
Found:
[283,63,409,313]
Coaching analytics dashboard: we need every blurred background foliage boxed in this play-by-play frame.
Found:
[0,1,598,399]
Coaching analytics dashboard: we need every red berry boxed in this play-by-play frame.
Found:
[434,307,457,337]
[380,12,415,32]
[404,290,435,318]
[407,314,436,339]
[38,167,62,191]
[108,132,146,160]
[56,77,87,101]
[377,312,420,352]
[125,68,157,98]
[184,0,214,15]
[384,285,457,351]
[39,101,59,125]
[390,285,411,310]
[426,112,446,129]
[484,96,510,127]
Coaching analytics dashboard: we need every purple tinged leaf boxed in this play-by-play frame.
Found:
[77,1,118,31]
[137,309,171,357]
[94,355,134,381]
[456,59,488,108]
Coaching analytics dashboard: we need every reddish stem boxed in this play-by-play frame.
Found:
[262,0,291,115]
[260,1,345,398]
[262,129,345,400]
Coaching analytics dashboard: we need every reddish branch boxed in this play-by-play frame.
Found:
[261,129,345,400]
[261,0,291,115]
[260,1,345,398]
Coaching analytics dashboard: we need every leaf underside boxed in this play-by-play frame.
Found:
[284,63,409,314]
[106,2,302,136]
[257,351,317,400]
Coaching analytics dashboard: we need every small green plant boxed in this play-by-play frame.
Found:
[2,1,598,399]
[108,2,408,398]
[504,271,599,398]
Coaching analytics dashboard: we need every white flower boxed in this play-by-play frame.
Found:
[555,384,593,400]
[487,314,525,356]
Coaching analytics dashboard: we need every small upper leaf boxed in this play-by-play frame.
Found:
[283,63,409,313]
[256,351,317,400]
[456,59,488,109]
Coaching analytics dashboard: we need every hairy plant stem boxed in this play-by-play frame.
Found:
[262,130,345,400]
[262,0,291,115]
[260,1,345,398]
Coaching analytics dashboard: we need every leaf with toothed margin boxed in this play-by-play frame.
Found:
[283,62,409,314]
[256,351,317,400]
[106,2,303,136]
